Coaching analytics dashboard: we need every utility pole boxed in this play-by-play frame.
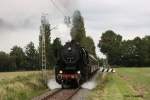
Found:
[39,14,57,84]
[40,14,49,84]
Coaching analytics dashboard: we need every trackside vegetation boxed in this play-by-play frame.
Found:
[0,71,51,100]
[89,68,150,100]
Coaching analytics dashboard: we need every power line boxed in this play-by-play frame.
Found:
[50,0,65,16]
[55,0,72,15]
[50,0,73,16]
[49,0,72,26]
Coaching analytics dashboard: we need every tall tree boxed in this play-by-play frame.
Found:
[25,42,39,70]
[52,38,62,59]
[70,10,86,43]
[141,36,150,66]
[81,36,96,56]
[98,30,122,65]
[10,46,26,70]
[120,40,138,66]
[0,51,16,71]
[46,38,63,67]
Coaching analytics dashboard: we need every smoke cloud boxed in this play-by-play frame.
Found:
[47,79,61,90]
[81,70,101,90]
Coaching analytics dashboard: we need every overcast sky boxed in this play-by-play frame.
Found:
[0,0,150,58]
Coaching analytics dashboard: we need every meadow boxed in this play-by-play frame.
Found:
[0,71,52,100]
[89,68,150,100]
[0,68,149,100]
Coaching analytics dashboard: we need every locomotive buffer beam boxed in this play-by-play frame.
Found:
[99,67,116,73]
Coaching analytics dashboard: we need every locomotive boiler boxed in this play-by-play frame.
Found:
[55,40,99,88]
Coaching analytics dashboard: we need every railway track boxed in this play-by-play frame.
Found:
[33,88,80,100]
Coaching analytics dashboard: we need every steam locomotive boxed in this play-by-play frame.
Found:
[55,40,99,88]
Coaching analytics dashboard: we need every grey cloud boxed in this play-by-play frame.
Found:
[0,16,41,32]
[0,18,15,31]
[18,16,40,29]
[0,0,150,57]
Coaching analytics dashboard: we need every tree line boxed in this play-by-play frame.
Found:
[0,10,150,72]
[98,30,150,67]
[0,38,62,72]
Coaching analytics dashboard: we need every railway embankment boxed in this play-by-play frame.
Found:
[88,68,150,100]
[0,71,52,100]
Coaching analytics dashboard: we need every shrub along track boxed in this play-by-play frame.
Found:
[32,87,81,100]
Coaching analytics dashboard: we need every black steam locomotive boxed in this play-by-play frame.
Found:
[55,40,99,88]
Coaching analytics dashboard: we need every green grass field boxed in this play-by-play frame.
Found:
[89,68,150,100]
[0,71,52,100]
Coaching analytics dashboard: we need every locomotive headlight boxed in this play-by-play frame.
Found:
[59,70,63,74]
[77,70,80,74]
